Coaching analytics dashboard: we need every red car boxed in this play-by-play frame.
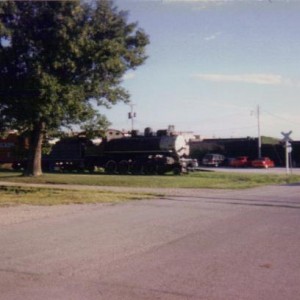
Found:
[251,157,275,168]
[229,156,250,168]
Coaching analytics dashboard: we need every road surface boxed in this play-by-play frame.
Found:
[1,184,300,299]
[200,166,300,175]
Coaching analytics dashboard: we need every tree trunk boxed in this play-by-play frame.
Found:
[24,121,45,177]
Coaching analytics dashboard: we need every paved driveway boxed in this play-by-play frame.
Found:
[0,184,300,300]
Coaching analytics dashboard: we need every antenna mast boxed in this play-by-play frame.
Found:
[128,103,136,132]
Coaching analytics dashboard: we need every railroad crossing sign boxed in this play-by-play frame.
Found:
[281,131,293,174]
[281,131,293,153]
[281,131,293,142]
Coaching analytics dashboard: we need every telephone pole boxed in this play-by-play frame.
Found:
[257,105,262,158]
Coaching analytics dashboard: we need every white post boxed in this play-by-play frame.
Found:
[285,141,289,175]
[281,131,293,176]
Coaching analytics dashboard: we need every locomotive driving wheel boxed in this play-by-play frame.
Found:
[143,161,156,175]
[118,160,129,174]
[172,164,182,175]
[156,164,167,175]
[105,160,117,174]
[130,161,143,175]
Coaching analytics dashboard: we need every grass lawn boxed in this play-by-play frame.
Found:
[0,170,299,189]
[0,185,155,207]
[0,170,298,206]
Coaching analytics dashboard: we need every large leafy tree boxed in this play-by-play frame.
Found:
[0,0,149,176]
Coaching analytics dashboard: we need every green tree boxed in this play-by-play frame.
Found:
[0,0,149,176]
[80,113,111,139]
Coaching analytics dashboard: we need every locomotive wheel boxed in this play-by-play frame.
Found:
[84,161,95,173]
[173,166,182,175]
[143,161,156,175]
[156,164,167,175]
[130,161,143,175]
[118,160,129,174]
[87,165,96,173]
[105,160,117,174]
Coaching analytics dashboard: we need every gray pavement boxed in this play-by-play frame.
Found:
[200,166,300,175]
[0,184,300,299]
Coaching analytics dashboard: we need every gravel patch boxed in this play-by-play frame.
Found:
[0,181,230,226]
[0,203,110,226]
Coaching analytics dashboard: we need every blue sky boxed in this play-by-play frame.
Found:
[104,0,300,140]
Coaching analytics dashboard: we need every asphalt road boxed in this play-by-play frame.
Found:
[200,166,300,175]
[1,184,300,300]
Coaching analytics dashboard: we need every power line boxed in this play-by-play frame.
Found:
[262,109,300,126]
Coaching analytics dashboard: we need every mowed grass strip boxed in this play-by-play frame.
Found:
[0,171,299,189]
[0,186,155,207]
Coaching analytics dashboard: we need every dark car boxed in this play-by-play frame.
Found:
[202,153,225,167]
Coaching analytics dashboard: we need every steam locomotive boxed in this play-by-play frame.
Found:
[45,127,196,175]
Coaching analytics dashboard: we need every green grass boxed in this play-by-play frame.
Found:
[0,170,299,189]
[0,185,155,207]
[0,171,298,206]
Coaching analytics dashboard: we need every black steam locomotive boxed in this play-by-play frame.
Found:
[45,128,195,175]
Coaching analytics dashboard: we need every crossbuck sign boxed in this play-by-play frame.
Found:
[281,131,293,174]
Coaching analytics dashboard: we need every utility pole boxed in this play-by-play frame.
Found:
[128,103,136,132]
[257,105,262,158]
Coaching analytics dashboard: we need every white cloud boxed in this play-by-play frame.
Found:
[192,73,285,85]
[162,0,224,10]
[122,72,136,80]
[204,32,221,41]
[164,0,211,2]
[204,35,216,41]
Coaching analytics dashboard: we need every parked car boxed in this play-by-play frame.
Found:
[251,157,275,168]
[229,156,250,168]
[202,153,225,167]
